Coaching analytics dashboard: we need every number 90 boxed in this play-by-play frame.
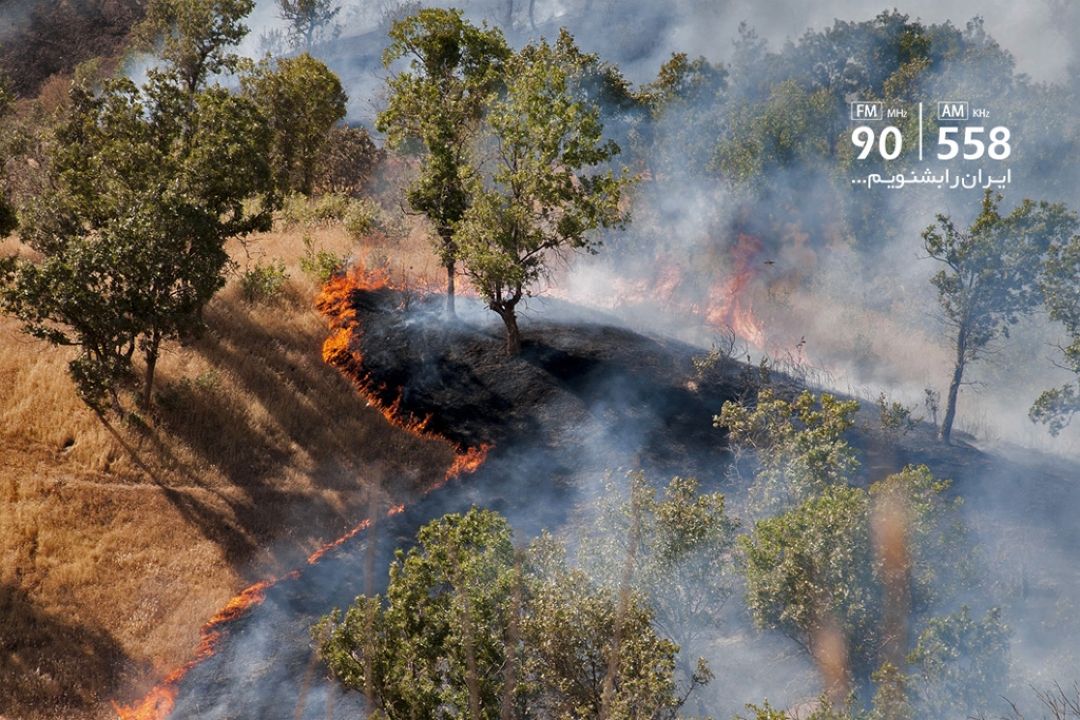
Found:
[851,125,903,160]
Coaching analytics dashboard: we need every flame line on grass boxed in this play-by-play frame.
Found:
[113,264,490,720]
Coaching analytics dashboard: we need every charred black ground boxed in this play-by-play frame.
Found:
[162,290,1080,719]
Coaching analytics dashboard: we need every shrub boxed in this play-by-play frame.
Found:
[311,192,351,223]
[343,197,383,240]
[877,392,918,439]
[240,260,290,303]
[299,235,346,283]
[278,192,312,226]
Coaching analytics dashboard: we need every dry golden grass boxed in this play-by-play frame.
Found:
[0,220,452,719]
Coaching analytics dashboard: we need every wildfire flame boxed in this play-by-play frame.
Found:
[113,263,490,720]
[700,234,766,348]
[554,235,769,349]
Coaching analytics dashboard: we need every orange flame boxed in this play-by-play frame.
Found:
[553,236,769,349]
[114,263,490,720]
[111,576,290,720]
[700,235,766,348]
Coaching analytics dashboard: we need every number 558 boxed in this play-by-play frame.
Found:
[937,126,1010,160]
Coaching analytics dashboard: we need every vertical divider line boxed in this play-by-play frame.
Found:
[918,102,924,161]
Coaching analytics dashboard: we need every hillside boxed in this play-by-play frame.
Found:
[0,0,142,97]
[108,277,1080,719]
[0,225,456,719]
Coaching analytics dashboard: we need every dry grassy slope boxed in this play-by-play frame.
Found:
[0,225,451,719]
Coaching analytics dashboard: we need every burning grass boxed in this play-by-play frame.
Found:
[108,252,492,720]
[0,224,465,719]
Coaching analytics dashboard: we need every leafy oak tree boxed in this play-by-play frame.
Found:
[242,53,347,195]
[314,508,704,719]
[457,34,630,354]
[376,9,510,317]
[714,388,860,515]
[906,606,1011,720]
[740,466,965,685]
[0,1,273,412]
[923,191,1078,443]
[1032,227,1080,435]
[135,0,254,97]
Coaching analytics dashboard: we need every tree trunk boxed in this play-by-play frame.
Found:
[499,307,521,355]
[446,260,457,318]
[142,335,160,409]
[939,324,968,444]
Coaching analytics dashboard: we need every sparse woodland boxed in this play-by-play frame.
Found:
[1,1,1079,719]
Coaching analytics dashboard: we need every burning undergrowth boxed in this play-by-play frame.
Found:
[112,265,1080,719]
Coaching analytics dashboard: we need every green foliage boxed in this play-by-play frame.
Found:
[868,662,913,720]
[578,471,738,677]
[239,260,289,303]
[0,13,273,411]
[343,197,383,240]
[457,33,631,353]
[715,389,860,514]
[636,53,726,177]
[923,191,1079,442]
[906,606,1011,719]
[1032,229,1080,435]
[741,484,877,666]
[135,0,254,94]
[714,80,836,185]
[243,53,347,195]
[279,192,354,226]
[876,393,917,439]
[314,508,701,719]
[299,235,345,283]
[739,465,961,678]
[737,697,852,720]
[376,8,510,311]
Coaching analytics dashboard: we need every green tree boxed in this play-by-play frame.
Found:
[456,35,630,354]
[578,471,736,686]
[135,0,254,97]
[1,19,272,412]
[277,0,340,51]
[739,466,962,684]
[923,191,1078,443]
[714,389,860,515]
[314,508,704,719]
[376,8,510,318]
[906,606,1011,719]
[1032,229,1080,435]
[315,124,384,196]
[713,79,836,186]
[243,53,347,195]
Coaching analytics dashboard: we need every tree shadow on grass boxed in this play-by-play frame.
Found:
[0,583,137,718]
[139,299,447,572]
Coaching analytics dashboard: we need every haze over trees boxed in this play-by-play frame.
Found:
[922,191,1078,443]
[457,32,630,354]
[315,508,705,719]
[719,388,1004,719]
[1032,230,1080,435]
[277,0,341,51]
[376,8,510,318]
